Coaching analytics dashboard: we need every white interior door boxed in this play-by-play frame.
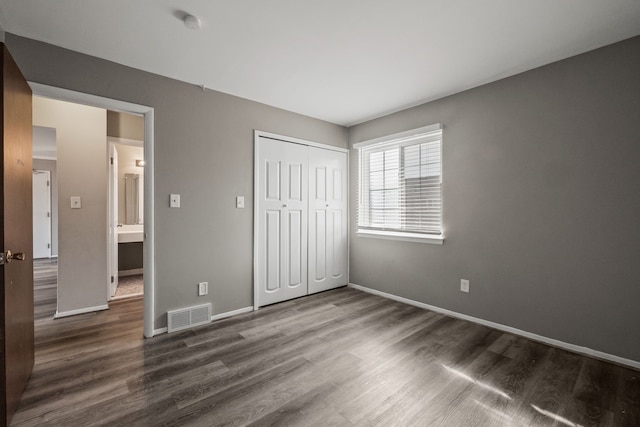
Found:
[308,147,348,293]
[256,137,308,306]
[108,144,119,298]
[32,170,52,259]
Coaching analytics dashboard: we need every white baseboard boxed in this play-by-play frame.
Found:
[152,327,168,336]
[151,306,254,337]
[210,306,254,322]
[348,283,640,370]
[54,304,109,319]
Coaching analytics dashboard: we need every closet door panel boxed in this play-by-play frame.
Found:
[309,147,348,294]
[257,137,308,306]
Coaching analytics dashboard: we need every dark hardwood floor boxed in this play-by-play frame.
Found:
[12,260,640,426]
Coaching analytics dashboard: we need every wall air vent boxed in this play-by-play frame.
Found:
[167,303,212,333]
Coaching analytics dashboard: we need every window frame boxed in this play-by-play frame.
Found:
[355,124,444,245]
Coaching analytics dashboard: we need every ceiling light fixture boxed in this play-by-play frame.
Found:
[183,14,201,30]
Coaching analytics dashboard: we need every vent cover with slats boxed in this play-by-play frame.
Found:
[167,303,212,333]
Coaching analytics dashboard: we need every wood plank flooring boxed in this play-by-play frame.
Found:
[12,260,640,426]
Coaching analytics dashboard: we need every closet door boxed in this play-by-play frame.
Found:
[256,137,308,306]
[308,147,348,294]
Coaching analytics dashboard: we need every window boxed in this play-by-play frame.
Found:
[355,124,443,244]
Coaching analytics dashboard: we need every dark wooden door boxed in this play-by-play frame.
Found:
[1,43,34,427]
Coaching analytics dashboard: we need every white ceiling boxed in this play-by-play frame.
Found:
[1,1,639,126]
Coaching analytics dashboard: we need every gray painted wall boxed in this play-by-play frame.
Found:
[348,36,640,362]
[32,158,58,256]
[5,34,347,329]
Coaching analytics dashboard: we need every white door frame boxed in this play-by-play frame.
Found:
[253,130,349,310]
[29,82,156,338]
[32,169,52,259]
[107,142,118,299]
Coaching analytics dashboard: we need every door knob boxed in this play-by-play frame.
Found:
[5,250,26,262]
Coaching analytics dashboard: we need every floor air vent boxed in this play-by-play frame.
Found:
[167,303,212,333]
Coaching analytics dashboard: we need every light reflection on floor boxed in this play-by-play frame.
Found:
[531,404,584,427]
[441,364,512,400]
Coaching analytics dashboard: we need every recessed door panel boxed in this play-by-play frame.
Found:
[289,164,302,201]
[288,210,302,287]
[333,169,342,201]
[265,210,280,292]
[332,210,344,278]
[314,210,327,281]
[266,161,280,201]
[315,167,326,201]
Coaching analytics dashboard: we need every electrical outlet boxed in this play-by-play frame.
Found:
[460,279,470,293]
[198,281,208,296]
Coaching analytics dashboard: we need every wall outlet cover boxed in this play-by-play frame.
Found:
[170,194,180,208]
[461,279,470,293]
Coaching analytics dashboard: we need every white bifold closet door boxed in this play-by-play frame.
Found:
[256,137,309,306]
[256,136,347,307]
[308,147,348,294]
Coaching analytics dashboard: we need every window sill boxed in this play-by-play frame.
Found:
[356,229,444,245]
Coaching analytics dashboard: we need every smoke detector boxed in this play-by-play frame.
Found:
[183,14,201,30]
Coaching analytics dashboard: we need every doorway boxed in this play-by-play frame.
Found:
[108,134,145,300]
[29,83,156,338]
[32,170,51,259]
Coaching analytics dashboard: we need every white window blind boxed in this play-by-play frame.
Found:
[356,125,442,238]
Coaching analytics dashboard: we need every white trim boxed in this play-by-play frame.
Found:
[153,327,168,336]
[29,82,157,338]
[32,155,57,161]
[348,283,640,370]
[107,136,143,147]
[255,130,349,153]
[110,292,143,301]
[353,123,442,149]
[253,135,261,311]
[210,306,254,322]
[54,304,109,319]
[356,229,444,245]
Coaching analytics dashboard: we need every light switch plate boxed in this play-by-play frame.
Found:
[198,282,208,296]
[236,196,245,209]
[70,196,81,209]
[170,194,180,208]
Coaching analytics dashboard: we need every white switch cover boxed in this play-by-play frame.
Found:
[460,279,470,293]
[170,194,180,208]
[198,282,208,296]
[70,196,81,209]
[236,196,245,209]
